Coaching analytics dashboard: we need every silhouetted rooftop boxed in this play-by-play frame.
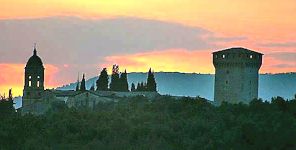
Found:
[213,47,263,55]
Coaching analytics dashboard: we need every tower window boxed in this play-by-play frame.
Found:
[29,81,32,87]
[215,55,218,58]
[250,55,253,59]
[29,76,32,79]
[222,54,226,59]
[37,81,40,87]
[37,76,40,79]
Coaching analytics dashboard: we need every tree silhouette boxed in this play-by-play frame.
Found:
[89,84,95,91]
[75,74,80,91]
[96,68,109,91]
[120,70,129,91]
[0,89,15,115]
[110,65,120,91]
[146,68,157,92]
[131,83,136,92]
[80,74,86,91]
[75,82,80,91]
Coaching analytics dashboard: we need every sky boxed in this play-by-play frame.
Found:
[0,0,295,96]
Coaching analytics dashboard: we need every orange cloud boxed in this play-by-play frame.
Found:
[0,64,59,96]
[1,0,296,42]
[261,56,296,73]
[101,49,214,73]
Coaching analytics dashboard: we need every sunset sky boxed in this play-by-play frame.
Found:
[0,0,295,96]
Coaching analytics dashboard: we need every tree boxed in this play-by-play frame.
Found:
[131,83,136,92]
[96,68,109,91]
[120,70,129,92]
[80,74,86,91]
[136,83,141,91]
[90,85,95,91]
[75,82,80,91]
[75,73,80,91]
[0,89,15,115]
[110,65,120,91]
[146,68,157,92]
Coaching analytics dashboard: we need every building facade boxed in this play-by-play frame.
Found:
[213,47,263,104]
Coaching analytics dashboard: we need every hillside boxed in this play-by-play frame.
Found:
[57,72,296,101]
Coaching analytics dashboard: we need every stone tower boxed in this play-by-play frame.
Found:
[23,45,45,110]
[213,47,263,104]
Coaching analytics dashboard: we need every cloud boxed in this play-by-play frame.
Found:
[271,64,295,68]
[0,16,249,86]
[206,36,247,42]
[101,49,214,73]
[260,54,296,73]
[267,52,296,62]
[0,16,249,65]
[260,42,296,48]
[0,17,213,64]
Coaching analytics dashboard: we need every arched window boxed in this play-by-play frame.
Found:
[29,81,32,87]
[37,81,40,87]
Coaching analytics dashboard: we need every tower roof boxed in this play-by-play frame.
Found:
[25,46,44,68]
[213,47,263,55]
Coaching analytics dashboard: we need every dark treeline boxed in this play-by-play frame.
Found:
[96,65,157,92]
[1,95,296,149]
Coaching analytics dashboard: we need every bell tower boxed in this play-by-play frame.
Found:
[23,44,45,108]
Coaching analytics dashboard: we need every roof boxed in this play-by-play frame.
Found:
[213,47,263,55]
[25,49,44,68]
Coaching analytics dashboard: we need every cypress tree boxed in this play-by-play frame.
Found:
[120,70,129,91]
[147,68,157,92]
[90,84,95,91]
[136,83,141,91]
[80,74,86,91]
[140,82,144,91]
[96,68,109,91]
[131,83,136,92]
[110,65,120,91]
[75,82,80,91]
[75,74,80,91]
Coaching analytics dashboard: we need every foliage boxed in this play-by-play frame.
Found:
[119,70,129,92]
[96,68,109,91]
[147,68,157,92]
[110,65,121,91]
[131,83,136,92]
[1,96,296,149]
[0,89,15,117]
[80,74,86,91]
[109,65,129,92]
[132,68,157,92]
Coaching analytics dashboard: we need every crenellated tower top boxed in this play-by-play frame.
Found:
[213,47,263,69]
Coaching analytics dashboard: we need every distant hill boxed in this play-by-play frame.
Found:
[57,72,296,101]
